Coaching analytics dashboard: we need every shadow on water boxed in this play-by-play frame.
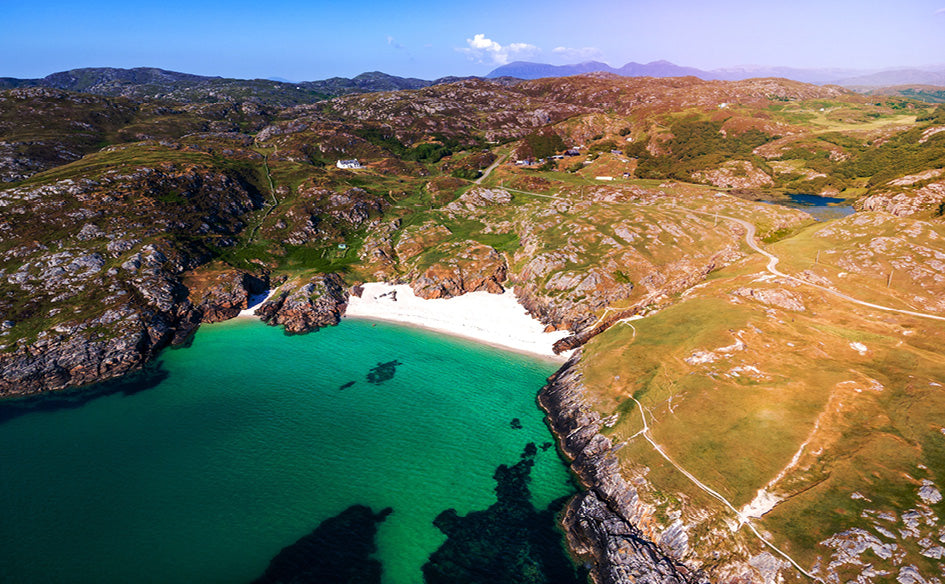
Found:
[0,362,170,425]
[252,505,393,584]
[422,443,586,584]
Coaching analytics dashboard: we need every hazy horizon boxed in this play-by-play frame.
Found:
[3,0,945,81]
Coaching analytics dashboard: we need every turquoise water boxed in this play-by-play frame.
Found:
[0,318,576,583]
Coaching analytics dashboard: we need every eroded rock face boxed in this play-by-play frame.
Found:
[0,244,202,397]
[256,273,348,334]
[190,270,269,323]
[0,160,265,397]
[539,355,707,584]
[411,242,508,299]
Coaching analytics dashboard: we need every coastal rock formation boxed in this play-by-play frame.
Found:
[256,273,349,334]
[0,301,199,398]
[188,270,268,323]
[0,243,202,398]
[0,158,264,397]
[539,354,708,584]
[411,242,508,299]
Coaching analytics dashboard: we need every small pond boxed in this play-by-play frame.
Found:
[763,193,855,221]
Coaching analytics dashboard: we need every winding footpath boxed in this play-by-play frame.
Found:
[689,209,945,323]
[245,153,280,245]
[491,182,942,579]
[629,397,823,582]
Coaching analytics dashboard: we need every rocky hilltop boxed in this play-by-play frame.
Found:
[0,67,452,107]
[2,72,945,583]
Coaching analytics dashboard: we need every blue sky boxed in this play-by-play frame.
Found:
[2,0,944,80]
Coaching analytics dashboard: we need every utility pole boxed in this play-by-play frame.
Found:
[887,269,894,288]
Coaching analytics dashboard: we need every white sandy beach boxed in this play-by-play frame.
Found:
[344,283,571,361]
[237,289,277,318]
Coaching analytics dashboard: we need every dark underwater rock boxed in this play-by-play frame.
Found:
[421,445,585,584]
[366,360,402,384]
[253,504,393,584]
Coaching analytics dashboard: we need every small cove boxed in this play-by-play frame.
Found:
[0,318,579,583]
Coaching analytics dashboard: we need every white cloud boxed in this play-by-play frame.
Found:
[552,46,605,62]
[936,7,945,13]
[387,35,406,50]
[459,34,540,65]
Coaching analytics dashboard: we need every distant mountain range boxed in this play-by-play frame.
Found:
[2,62,944,109]
[486,60,945,88]
[0,67,461,107]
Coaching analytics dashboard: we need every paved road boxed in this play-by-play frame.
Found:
[474,152,508,184]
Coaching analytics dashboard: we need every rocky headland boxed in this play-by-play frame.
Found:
[256,273,349,334]
[540,354,708,584]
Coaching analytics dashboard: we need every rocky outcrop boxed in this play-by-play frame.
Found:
[444,186,512,213]
[732,286,805,312]
[0,244,202,398]
[393,222,452,262]
[692,161,773,189]
[190,270,269,323]
[858,180,945,217]
[256,273,348,334]
[278,185,386,245]
[0,303,199,399]
[539,354,708,584]
[411,242,508,299]
[0,157,266,397]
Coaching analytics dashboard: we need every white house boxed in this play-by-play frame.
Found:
[336,159,362,169]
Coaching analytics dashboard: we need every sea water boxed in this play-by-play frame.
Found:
[0,318,577,583]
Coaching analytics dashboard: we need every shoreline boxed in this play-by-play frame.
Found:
[343,283,571,362]
[237,289,277,318]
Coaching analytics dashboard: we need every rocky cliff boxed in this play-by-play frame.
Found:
[256,273,349,334]
[0,157,265,397]
[539,354,708,584]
